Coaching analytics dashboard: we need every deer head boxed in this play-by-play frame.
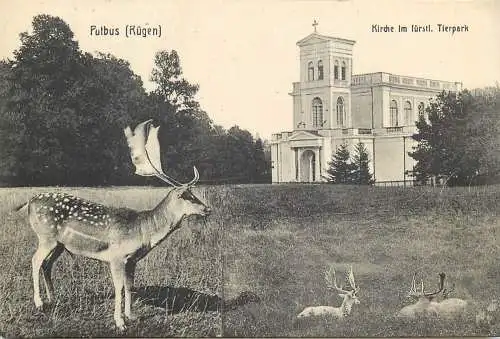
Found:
[325,265,360,306]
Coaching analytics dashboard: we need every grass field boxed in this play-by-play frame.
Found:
[220,184,500,337]
[0,184,499,337]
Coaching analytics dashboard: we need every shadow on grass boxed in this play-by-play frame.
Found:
[134,286,261,314]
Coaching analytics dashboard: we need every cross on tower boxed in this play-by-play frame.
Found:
[312,19,318,32]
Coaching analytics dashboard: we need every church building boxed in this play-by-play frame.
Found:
[270,24,462,185]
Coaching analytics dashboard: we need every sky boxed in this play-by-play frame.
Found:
[0,0,499,139]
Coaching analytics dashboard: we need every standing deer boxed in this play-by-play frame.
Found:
[18,120,211,331]
[297,265,360,319]
[397,272,468,319]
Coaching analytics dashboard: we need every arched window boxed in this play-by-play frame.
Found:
[418,102,425,119]
[334,60,339,80]
[390,100,399,126]
[404,101,412,125]
[317,60,324,80]
[336,97,345,126]
[341,61,346,80]
[308,61,314,81]
[312,97,323,127]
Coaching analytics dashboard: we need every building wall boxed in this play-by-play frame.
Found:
[386,88,437,127]
[351,89,372,128]
[271,140,295,183]
[373,136,417,182]
[293,95,302,129]
[373,86,385,129]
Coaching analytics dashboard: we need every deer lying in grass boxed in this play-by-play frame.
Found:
[397,272,468,319]
[18,120,211,331]
[297,265,360,319]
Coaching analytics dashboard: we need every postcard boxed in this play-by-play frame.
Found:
[0,0,498,337]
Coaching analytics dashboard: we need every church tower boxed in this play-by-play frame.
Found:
[290,21,356,132]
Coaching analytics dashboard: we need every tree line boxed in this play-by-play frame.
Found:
[0,14,271,186]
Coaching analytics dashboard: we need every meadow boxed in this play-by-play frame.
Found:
[221,184,500,337]
[0,184,498,337]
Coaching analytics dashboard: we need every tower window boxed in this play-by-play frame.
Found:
[318,60,324,80]
[312,97,323,127]
[390,100,399,126]
[336,96,345,127]
[334,60,339,80]
[308,61,314,81]
[341,61,346,80]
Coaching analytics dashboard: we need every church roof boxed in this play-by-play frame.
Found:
[289,130,321,140]
[296,32,356,47]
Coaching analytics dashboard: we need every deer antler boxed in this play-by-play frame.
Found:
[407,272,445,298]
[346,265,359,293]
[424,272,445,297]
[325,265,357,294]
[124,120,199,187]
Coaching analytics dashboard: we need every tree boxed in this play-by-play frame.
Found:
[149,50,220,182]
[226,126,256,182]
[466,86,500,184]
[254,138,271,183]
[409,89,498,186]
[351,142,374,185]
[150,50,200,112]
[325,143,355,184]
[0,60,16,182]
[0,15,150,186]
[70,53,150,185]
[1,14,85,185]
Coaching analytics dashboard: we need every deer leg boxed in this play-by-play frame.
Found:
[32,241,58,310]
[110,261,126,331]
[124,261,137,320]
[41,243,64,305]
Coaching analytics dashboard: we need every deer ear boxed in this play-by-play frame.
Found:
[175,185,189,196]
[124,126,133,140]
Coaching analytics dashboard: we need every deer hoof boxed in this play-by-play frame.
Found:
[35,302,50,313]
[115,319,126,332]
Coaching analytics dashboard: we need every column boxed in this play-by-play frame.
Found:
[314,148,320,182]
[293,148,298,182]
[297,148,302,182]
[309,153,313,182]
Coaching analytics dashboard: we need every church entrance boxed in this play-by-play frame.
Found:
[300,150,316,182]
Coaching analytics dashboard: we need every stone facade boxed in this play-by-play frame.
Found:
[271,31,462,185]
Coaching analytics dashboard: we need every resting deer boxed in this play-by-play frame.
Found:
[17,120,211,331]
[397,272,468,319]
[297,265,360,319]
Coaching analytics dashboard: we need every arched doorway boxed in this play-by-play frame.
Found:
[300,150,315,182]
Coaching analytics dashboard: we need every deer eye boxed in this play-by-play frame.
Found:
[181,191,196,202]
